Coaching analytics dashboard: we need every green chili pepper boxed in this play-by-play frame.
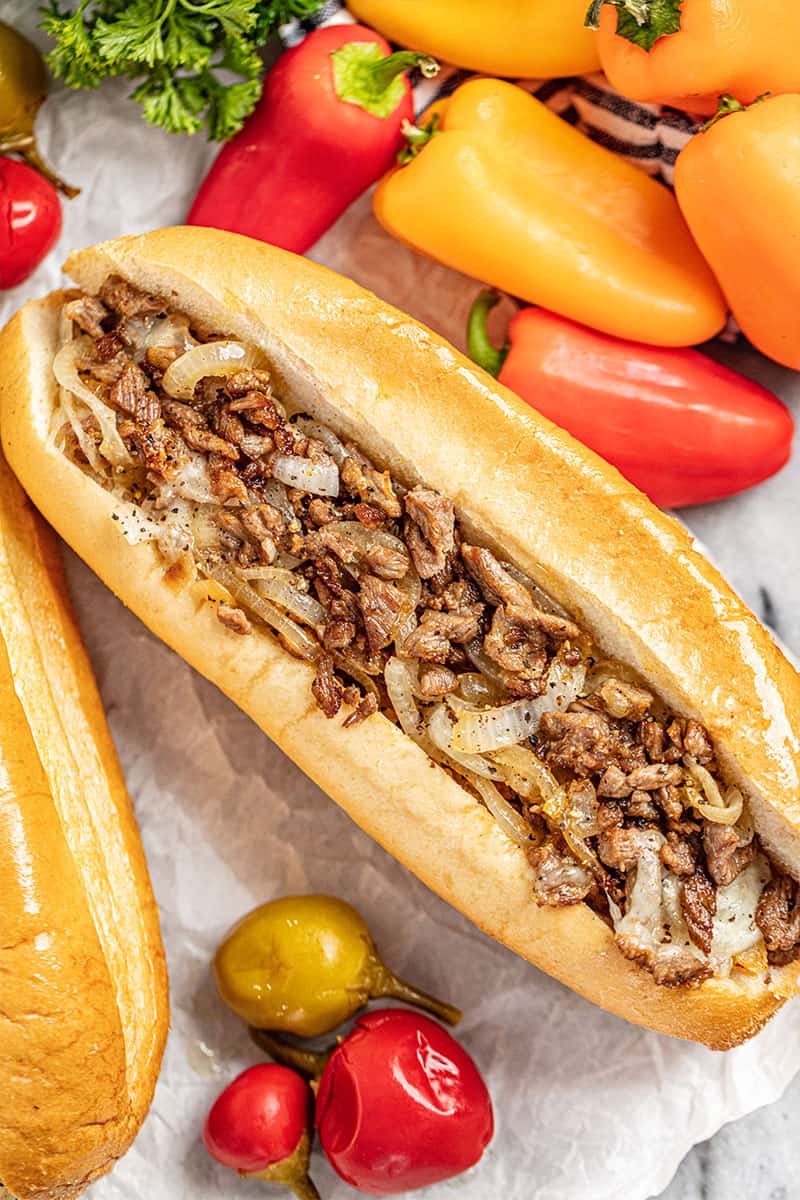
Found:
[214,895,462,1038]
[0,21,77,197]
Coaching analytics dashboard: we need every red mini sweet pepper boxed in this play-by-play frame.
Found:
[204,1063,320,1200]
[0,157,61,289]
[468,291,794,510]
[188,26,437,254]
[253,1008,494,1196]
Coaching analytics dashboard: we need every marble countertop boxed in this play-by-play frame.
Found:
[654,342,799,1198]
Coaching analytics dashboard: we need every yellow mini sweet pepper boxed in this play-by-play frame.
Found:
[373,78,727,346]
[346,0,600,79]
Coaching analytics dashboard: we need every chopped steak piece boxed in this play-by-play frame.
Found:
[99,275,165,318]
[664,718,684,762]
[308,498,337,526]
[682,868,717,954]
[356,575,406,655]
[660,833,696,877]
[340,454,402,517]
[616,937,710,988]
[208,452,249,503]
[162,398,240,460]
[109,361,148,415]
[756,877,800,964]
[441,578,483,616]
[225,368,272,397]
[703,821,758,887]
[217,602,252,635]
[684,719,714,765]
[484,610,547,693]
[351,502,385,529]
[418,663,457,699]
[539,710,639,777]
[304,526,363,568]
[626,790,660,820]
[624,763,684,791]
[323,618,357,651]
[589,678,653,721]
[597,828,662,873]
[145,344,179,372]
[596,800,624,831]
[461,544,580,641]
[240,505,278,563]
[343,692,379,728]
[65,294,108,337]
[640,719,666,762]
[597,765,631,798]
[404,610,482,663]
[364,542,410,581]
[528,840,593,906]
[312,653,343,718]
[404,487,455,578]
[655,785,684,822]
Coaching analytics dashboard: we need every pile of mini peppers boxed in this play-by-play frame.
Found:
[187,0,797,510]
[0,21,77,289]
[204,895,493,1198]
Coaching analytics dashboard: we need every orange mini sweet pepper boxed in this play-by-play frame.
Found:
[675,93,800,370]
[373,78,726,347]
[347,0,600,79]
[589,0,800,113]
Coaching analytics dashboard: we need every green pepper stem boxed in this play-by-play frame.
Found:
[364,50,439,94]
[373,965,462,1026]
[0,133,80,198]
[701,91,771,132]
[250,1029,331,1081]
[467,290,510,379]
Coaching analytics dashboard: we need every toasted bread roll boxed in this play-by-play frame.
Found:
[0,227,798,1050]
[0,446,168,1198]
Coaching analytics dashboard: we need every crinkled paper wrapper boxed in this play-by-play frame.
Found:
[3,10,800,1195]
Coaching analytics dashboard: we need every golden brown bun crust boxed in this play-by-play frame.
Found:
[0,384,168,1195]
[2,227,799,1050]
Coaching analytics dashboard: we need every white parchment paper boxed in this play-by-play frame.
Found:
[3,7,800,1197]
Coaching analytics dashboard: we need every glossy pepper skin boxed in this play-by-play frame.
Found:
[315,1010,493,1196]
[188,26,434,254]
[204,1064,319,1200]
[214,894,460,1037]
[469,295,794,509]
[374,79,726,347]
[347,0,600,78]
[0,157,61,289]
[594,1,800,114]
[675,94,800,371]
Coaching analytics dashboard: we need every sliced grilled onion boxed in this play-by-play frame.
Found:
[111,501,163,546]
[385,656,436,754]
[162,341,265,399]
[205,562,319,661]
[489,745,562,804]
[61,390,104,473]
[53,340,132,466]
[126,313,196,361]
[468,774,531,846]
[325,521,410,562]
[261,479,295,521]
[685,757,744,825]
[427,704,501,780]
[170,453,215,503]
[464,638,508,689]
[450,656,587,753]
[456,672,500,706]
[271,454,339,497]
[239,565,325,627]
[291,416,348,465]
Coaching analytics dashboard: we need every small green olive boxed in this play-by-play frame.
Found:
[214,894,461,1038]
[0,21,78,197]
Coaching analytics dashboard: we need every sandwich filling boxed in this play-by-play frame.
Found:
[53,277,800,988]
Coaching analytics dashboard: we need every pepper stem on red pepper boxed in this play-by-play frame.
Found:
[247,1131,321,1200]
[467,290,511,378]
[331,43,438,119]
[250,1029,331,1081]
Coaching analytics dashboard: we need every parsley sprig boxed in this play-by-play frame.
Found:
[40,0,323,140]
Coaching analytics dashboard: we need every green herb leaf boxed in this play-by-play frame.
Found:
[584,0,682,50]
[39,0,324,139]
